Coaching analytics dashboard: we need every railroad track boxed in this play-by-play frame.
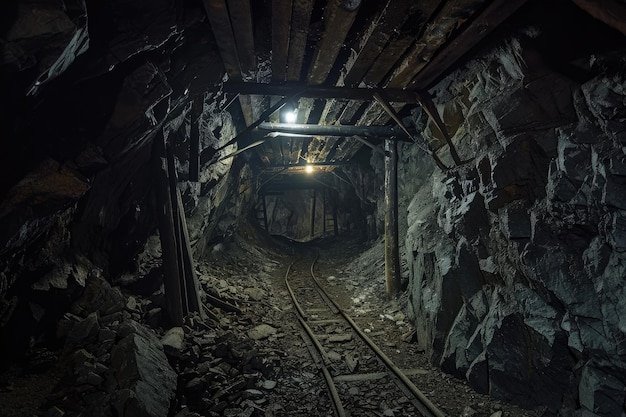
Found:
[284,251,447,417]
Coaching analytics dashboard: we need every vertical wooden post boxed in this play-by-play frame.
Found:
[176,187,206,319]
[154,136,184,326]
[189,100,201,182]
[384,139,401,299]
[262,194,269,230]
[323,187,327,234]
[332,189,339,237]
[310,188,317,239]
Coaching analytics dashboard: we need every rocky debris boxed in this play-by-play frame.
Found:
[112,320,177,417]
[248,324,278,341]
[403,36,626,415]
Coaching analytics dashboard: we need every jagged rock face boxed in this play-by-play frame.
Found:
[0,0,243,358]
[403,37,626,415]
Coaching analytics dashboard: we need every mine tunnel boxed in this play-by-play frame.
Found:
[1,0,625,416]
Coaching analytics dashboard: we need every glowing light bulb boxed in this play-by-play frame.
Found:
[305,164,314,174]
[285,110,297,123]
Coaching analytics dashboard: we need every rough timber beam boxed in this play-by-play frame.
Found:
[341,0,414,88]
[307,0,362,85]
[257,122,407,138]
[272,0,293,81]
[203,0,242,79]
[386,0,490,89]
[222,82,422,103]
[408,0,531,90]
[287,0,315,81]
[226,0,256,74]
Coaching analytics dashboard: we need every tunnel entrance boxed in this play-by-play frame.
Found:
[253,168,369,243]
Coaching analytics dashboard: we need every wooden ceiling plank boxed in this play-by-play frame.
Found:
[387,0,489,89]
[272,0,293,82]
[226,0,257,74]
[317,137,339,161]
[340,0,413,88]
[408,0,531,90]
[222,82,422,103]
[319,99,348,125]
[287,0,315,81]
[307,0,362,85]
[291,136,304,164]
[337,100,366,125]
[362,0,441,86]
[203,0,242,79]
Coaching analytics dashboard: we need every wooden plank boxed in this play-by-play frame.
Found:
[176,187,206,318]
[272,0,293,81]
[154,136,184,326]
[226,0,257,73]
[287,0,315,81]
[189,100,201,182]
[341,0,413,87]
[387,0,489,89]
[362,0,441,86]
[384,139,401,299]
[202,0,242,79]
[337,99,366,125]
[307,0,362,85]
[409,0,531,90]
[334,369,429,383]
[222,81,423,103]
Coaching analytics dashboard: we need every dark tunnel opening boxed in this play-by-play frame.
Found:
[1,0,626,416]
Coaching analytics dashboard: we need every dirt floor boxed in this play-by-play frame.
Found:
[197,227,544,417]
[0,226,545,417]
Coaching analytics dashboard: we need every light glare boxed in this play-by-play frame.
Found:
[305,164,314,174]
[285,110,297,123]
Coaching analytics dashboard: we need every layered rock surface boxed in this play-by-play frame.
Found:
[402,36,626,415]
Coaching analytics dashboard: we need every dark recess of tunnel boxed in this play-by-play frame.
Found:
[0,0,625,415]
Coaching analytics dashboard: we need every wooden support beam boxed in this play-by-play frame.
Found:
[408,0,530,90]
[200,95,295,164]
[416,92,462,165]
[262,195,269,230]
[226,0,257,73]
[307,0,362,85]
[287,0,315,81]
[341,0,414,87]
[222,82,422,103]
[203,0,242,79]
[373,93,449,170]
[257,122,407,137]
[387,0,489,89]
[272,0,293,81]
[154,136,184,326]
[362,0,440,86]
[384,139,401,299]
[310,189,317,239]
[176,187,206,318]
[189,100,201,182]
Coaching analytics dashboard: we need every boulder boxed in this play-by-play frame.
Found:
[111,321,177,417]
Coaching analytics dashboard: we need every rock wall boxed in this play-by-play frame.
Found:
[404,36,626,415]
[0,0,245,361]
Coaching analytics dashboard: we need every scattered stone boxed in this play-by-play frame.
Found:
[243,287,266,301]
[248,324,277,340]
[261,380,277,390]
[161,327,185,352]
[111,320,177,417]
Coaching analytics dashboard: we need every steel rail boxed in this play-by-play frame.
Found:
[284,258,346,417]
[308,251,448,417]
